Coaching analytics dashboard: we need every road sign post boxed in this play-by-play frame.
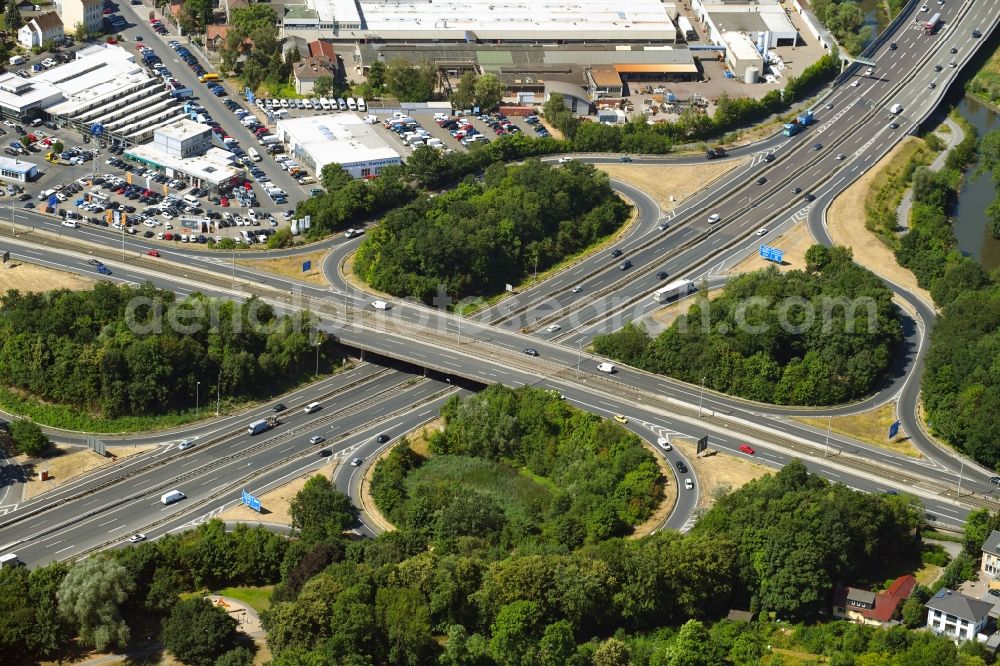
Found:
[241,489,262,512]
[759,245,784,264]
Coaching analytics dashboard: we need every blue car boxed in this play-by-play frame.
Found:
[96,265,111,275]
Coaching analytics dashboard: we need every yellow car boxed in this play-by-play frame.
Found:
[614,414,628,424]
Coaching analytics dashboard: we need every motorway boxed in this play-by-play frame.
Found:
[0,0,996,563]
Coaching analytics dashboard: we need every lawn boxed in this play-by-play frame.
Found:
[213,586,274,613]
[404,454,553,521]
[796,403,920,457]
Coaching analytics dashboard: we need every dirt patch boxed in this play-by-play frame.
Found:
[826,138,934,306]
[403,417,443,457]
[538,118,564,140]
[672,437,773,510]
[597,160,747,214]
[729,219,816,274]
[649,288,723,329]
[216,462,336,526]
[0,260,95,293]
[795,403,921,458]
[630,442,677,538]
[236,249,331,286]
[19,444,155,500]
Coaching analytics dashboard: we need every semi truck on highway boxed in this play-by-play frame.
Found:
[782,110,814,137]
[653,279,696,303]
[924,12,941,35]
[248,416,279,435]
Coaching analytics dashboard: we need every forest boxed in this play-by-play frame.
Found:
[593,246,901,405]
[0,455,945,665]
[352,160,631,302]
[0,283,336,421]
[371,386,664,548]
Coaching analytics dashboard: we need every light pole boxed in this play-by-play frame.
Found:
[576,342,582,378]
[314,340,320,375]
[824,416,831,457]
[698,376,707,417]
[196,381,200,418]
[957,457,965,496]
[231,247,236,286]
[215,369,221,416]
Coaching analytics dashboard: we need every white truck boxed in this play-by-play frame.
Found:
[160,489,186,505]
[653,279,695,304]
[597,362,616,374]
[0,553,22,569]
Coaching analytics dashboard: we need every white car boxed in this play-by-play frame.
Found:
[684,479,694,490]
[657,437,673,451]
[707,213,720,224]
[545,324,561,333]
[60,220,78,228]
[572,286,583,293]
[178,439,194,450]
[755,228,768,236]
[143,220,157,228]
[3,120,15,127]
[160,212,174,221]
[351,457,364,467]
[851,79,860,87]
[920,3,929,9]
[557,157,573,164]
[309,435,325,444]
[128,534,146,543]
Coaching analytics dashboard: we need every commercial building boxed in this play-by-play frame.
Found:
[693,0,799,49]
[36,45,188,144]
[152,119,213,158]
[290,0,677,44]
[18,12,64,49]
[545,81,592,115]
[54,0,103,35]
[722,31,765,81]
[0,156,38,183]
[275,114,402,179]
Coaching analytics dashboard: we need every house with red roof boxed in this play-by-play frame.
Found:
[832,575,917,627]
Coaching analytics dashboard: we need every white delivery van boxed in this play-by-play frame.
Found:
[160,489,185,505]
[357,97,367,112]
[890,103,903,114]
[597,362,616,374]
[0,553,22,569]
[247,147,261,162]
[372,300,390,310]
[9,55,25,66]
[182,194,198,206]
[304,402,322,414]
[347,97,357,110]
[319,97,332,110]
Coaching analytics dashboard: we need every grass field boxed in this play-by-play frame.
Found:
[212,586,274,613]
[405,454,552,519]
[796,403,921,457]
[968,37,1000,108]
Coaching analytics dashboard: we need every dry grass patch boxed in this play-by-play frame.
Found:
[0,260,95,293]
[915,563,944,587]
[795,403,921,458]
[236,249,331,286]
[20,444,154,500]
[216,462,336,526]
[671,437,773,510]
[826,138,934,305]
[630,443,677,538]
[729,219,816,274]
[596,160,746,213]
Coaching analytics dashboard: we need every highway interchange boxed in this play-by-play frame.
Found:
[0,0,998,566]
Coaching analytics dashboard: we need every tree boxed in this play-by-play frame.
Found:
[593,637,631,666]
[537,621,576,666]
[18,135,30,149]
[9,418,49,457]
[474,74,504,111]
[162,597,240,666]
[451,72,477,111]
[179,0,212,33]
[213,646,256,666]
[57,557,134,651]
[289,475,356,543]
[368,60,386,92]
[375,587,435,665]
[313,75,335,99]
[73,22,88,41]
[50,141,64,155]
[489,600,543,666]
[385,59,436,102]
[4,1,22,32]
[804,244,831,272]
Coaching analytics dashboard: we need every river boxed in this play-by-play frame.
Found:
[952,96,1000,269]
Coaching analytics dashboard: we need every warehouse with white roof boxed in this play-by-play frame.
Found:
[275,114,402,179]
[290,0,678,43]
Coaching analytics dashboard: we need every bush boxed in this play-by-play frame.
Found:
[8,418,49,457]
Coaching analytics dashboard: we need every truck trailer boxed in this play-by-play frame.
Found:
[782,110,814,137]
[248,416,279,435]
[653,279,696,303]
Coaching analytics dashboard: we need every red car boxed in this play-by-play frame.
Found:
[147,250,160,257]
[164,233,172,240]
[220,198,229,207]
[739,444,755,455]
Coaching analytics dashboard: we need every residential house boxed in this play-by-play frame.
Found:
[832,575,917,627]
[982,530,1000,581]
[926,588,993,642]
[53,0,101,35]
[293,56,336,95]
[18,12,64,48]
[308,40,336,61]
[206,25,230,51]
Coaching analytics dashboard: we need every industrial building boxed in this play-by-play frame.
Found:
[125,120,241,193]
[287,0,678,44]
[0,156,38,183]
[693,0,799,48]
[275,114,402,179]
[722,31,765,81]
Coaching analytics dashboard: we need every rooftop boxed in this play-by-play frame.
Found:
[926,588,993,623]
[0,155,37,174]
[31,11,63,32]
[834,576,917,624]
[723,31,763,61]
[294,57,336,81]
[276,113,401,166]
[125,144,240,186]
[983,530,1000,554]
[309,40,337,60]
[155,119,210,143]
[307,0,362,24]
[40,45,156,116]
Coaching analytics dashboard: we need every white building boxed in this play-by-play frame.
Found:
[693,0,799,49]
[54,0,103,35]
[18,12,64,49]
[36,44,188,144]
[152,119,213,159]
[721,31,765,81]
[275,114,402,179]
[982,530,1000,580]
[293,0,678,44]
[125,144,241,193]
[925,589,992,643]
[0,156,38,183]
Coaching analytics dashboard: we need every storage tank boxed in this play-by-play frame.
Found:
[744,66,760,84]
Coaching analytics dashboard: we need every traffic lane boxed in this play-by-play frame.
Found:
[8,376,446,565]
[0,370,415,542]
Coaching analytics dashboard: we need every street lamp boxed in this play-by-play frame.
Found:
[824,416,831,457]
[576,341,582,378]
[698,376,707,417]
[196,381,200,418]
[215,369,221,416]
